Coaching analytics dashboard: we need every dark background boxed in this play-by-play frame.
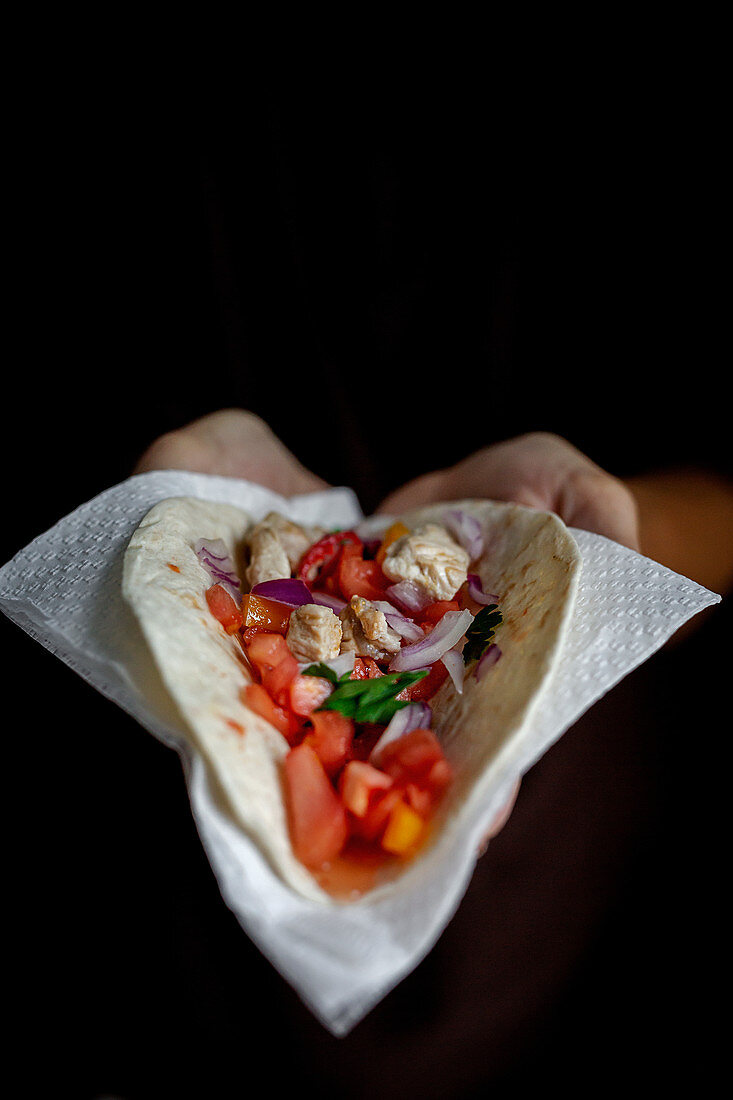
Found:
[3,61,729,1097]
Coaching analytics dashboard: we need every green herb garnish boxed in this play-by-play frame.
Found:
[462,604,503,665]
[300,661,345,685]
[301,664,429,724]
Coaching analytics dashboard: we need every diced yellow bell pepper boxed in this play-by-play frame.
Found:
[381,799,424,855]
[376,522,410,566]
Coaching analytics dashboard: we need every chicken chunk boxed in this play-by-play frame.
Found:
[245,513,323,587]
[261,512,323,571]
[381,522,470,602]
[245,524,290,587]
[339,595,402,661]
[286,603,342,663]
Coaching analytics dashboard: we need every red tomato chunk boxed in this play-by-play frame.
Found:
[338,760,394,818]
[205,584,243,634]
[396,660,449,703]
[288,674,333,717]
[242,683,299,743]
[419,599,461,625]
[303,710,354,778]
[377,728,452,795]
[261,652,299,706]
[284,743,349,868]
[247,631,292,674]
[338,544,390,602]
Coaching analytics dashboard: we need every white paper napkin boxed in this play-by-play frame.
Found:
[0,471,721,1035]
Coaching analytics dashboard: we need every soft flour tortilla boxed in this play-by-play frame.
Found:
[122,496,581,905]
[398,501,582,815]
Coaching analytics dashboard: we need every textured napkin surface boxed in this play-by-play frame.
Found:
[0,471,721,1034]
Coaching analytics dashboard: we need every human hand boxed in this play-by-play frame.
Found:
[378,431,640,552]
[134,409,330,497]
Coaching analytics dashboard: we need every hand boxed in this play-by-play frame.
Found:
[134,409,330,497]
[379,431,641,551]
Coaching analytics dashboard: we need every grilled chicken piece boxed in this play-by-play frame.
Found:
[381,522,469,601]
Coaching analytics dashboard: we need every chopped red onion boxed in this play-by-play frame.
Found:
[310,590,347,614]
[250,578,314,607]
[440,647,466,694]
[373,600,425,642]
[194,539,241,603]
[475,643,502,680]
[466,573,500,605]
[388,608,474,672]
[369,701,432,765]
[385,579,433,615]
[443,509,484,561]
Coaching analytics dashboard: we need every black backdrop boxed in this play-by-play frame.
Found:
[3,67,728,1097]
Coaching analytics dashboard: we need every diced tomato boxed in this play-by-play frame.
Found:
[261,651,299,706]
[245,631,292,677]
[338,546,390,602]
[242,682,299,742]
[338,760,394,818]
[288,674,333,716]
[396,659,449,702]
[284,743,349,868]
[349,787,404,842]
[402,759,451,811]
[297,531,362,584]
[419,599,461,625]
[351,657,382,680]
[205,584,243,634]
[377,728,448,787]
[381,798,425,855]
[303,709,355,777]
[241,593,291,635]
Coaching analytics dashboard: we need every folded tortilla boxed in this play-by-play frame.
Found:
[122,496,581,904]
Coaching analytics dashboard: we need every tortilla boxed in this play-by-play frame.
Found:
[122,496,581,904]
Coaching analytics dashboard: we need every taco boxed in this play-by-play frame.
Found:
[122,496,581,903]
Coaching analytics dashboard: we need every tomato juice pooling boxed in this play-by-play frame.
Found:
[200,512,503,898]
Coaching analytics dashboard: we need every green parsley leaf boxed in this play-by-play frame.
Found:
[301,662,342,685]
[462,604,503,665]
[312,668,429,724]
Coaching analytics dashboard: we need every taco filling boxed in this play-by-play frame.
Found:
[122,496,580,904]
[200,513,503,882]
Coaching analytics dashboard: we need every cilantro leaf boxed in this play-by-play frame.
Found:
[462,604,503,665]
[301,662,341,685]
[311,668,429,724]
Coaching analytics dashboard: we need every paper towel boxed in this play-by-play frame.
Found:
[0,471,721,1035]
